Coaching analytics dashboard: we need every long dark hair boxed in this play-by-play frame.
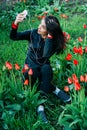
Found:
[45,15,65,54]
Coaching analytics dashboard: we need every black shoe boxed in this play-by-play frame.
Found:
[37,110,48,123]
[57,90,71,103]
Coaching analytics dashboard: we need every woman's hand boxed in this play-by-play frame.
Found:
[14,10,28,25]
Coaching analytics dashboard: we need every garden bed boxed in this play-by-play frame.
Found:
[0,1,87,130]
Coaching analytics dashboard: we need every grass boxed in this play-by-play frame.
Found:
[0,2,87,129]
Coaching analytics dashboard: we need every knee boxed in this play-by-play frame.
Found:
[41,64,52,74]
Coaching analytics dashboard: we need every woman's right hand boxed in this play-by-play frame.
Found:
[14,10,28,25]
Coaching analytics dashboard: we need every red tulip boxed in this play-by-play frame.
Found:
[80,75,85,82]
[60,14,68,19]
[24,79,29,85]
[65,53,72,61]
[37,16,42,19]
[78,37,83,42]
[78,46,83,55]
[24,64,29,70]
[73,59,79,65]
[22,68,26,73]
[28,68,33,75]
[64,86,70,92]
[83,24,87,29]
[85,74,87,82]
[5,61,12,70]
[85,46,87,53]
[74,82,81,91]
[73,46,79,53]
[72,74,79,83]
[68,77,73,84]
[43,11,48,15]
[15,63,20,70]
[41,15,46,19]
[31,20,35,22]
[63,31,67,37]
[66,34,70,40]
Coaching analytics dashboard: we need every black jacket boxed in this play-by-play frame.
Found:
[10,28,56,67]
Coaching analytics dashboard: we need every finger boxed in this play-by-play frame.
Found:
[16,17,25,22]
[20,12,25,15]
[16,16,25,19]
[17,14,24,18]
[17,17,24,21]
[17,19,24,23]
[16,14,25,20]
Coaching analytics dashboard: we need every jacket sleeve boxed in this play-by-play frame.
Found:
[42,38,54,58]
[10,24,31,41]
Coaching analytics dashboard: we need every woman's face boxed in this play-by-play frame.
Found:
[38,19,48,37]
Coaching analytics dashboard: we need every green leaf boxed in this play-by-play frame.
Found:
[64,114,74,120]
[1,112,7,120]
[83,119,87,128]
[32,121,40,130]
[69,119,82,127]
[84,112,87,118]
[0,100,4,109]
[5,104,21,111]
[63,126,72,130]
[3,123,8,130]
[65,104,80,114]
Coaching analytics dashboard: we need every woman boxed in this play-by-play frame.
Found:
[10,10,71,123]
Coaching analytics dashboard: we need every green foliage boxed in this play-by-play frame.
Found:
[58,88,87,129]
[0,0,87,129]
[36,0,49,7]
[0,66,47,129]
[0,0,87,29]
[79,4,87,15]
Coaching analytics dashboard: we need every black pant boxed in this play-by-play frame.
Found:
[23,64,56,94]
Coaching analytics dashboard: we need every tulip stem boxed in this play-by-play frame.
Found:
[29,75,31,92]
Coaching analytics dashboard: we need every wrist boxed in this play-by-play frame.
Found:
[14,20,18,25]
[12,22,18,29]
[47,34,53,39]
